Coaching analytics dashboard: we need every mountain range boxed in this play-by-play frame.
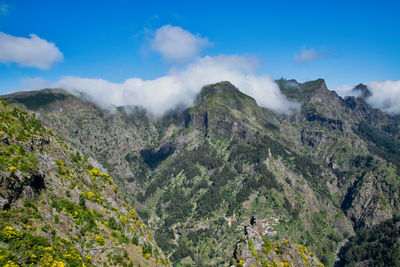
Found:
[2,78,400,266]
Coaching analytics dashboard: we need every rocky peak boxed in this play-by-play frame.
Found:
[301,78,328,93]
[277,78,301,89]
[279,78,338,105]
[299,79,344,115]
[351,83,372,98]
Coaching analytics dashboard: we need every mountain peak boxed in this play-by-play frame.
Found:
[195,81,255,105]
[301,78,328,93]
[352,83,372,98]
[279,78,330,102]
[198,81,240,97]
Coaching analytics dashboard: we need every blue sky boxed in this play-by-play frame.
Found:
[0,0,399,101]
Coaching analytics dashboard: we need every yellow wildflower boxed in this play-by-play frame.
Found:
[88,168,100,177]
[44,247,54,253]
[29,252,37,259]
[87,192,95,200]
[4,261,19,267]
[40,253,54,266]
[95,236,105,246]
[52,261,66,267]
[6,166,16,172]
[2,226,18,239]
[129,210,138,219]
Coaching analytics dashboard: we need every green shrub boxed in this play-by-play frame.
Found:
[108,217,119,230]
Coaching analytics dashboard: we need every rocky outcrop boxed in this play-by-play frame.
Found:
[0,170,45,210]
[231,217,324,267]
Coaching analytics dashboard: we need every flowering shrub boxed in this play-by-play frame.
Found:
[4,260,19,267]
[87,192,95,200]
[6,166,16,172]
[88,168,100,177]
[84,254,92,261]
[119,215,130,224]
[83,191,103,203]
[40,253,54,266]
[129,210,138,220]
[1,226,18,240]
[52,261,66,267]
[95,236,105,246]
[88,168,114,184]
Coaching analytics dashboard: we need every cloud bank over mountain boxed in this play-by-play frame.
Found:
[14,24,398,117]
[335,80,400,115]
[22,55,299,117]
[18,25,300,117]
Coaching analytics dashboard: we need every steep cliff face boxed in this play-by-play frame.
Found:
[3,79,400,266]
[0,99,168,266]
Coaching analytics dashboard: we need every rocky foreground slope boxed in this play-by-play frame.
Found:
[0,99,169,266]
[3,79,400,266]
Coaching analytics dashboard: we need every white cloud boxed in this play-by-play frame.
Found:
[0,32,63,69]
[366,80,400,115]
[294,46,325,64]
[151,25,211,63]
[22,55,299,117]
[335,80,400,115]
